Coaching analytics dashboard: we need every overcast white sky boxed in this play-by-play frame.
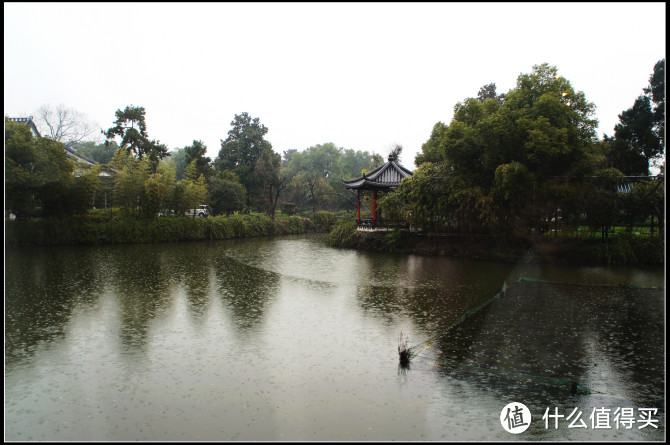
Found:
[4,2,666,169]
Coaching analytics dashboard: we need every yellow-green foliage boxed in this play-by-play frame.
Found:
[5,211,338,246]
[6,214,288,246]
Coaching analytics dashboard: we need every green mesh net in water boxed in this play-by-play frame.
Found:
[405,277,664,402]
[414,354,591,395]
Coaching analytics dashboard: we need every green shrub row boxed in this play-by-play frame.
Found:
[323,217,663,265]
[552,233,665,265]
[310,211,339,232]
[5,213,331,246]
[325,216,358,248]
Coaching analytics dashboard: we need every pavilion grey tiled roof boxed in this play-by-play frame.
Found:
[342,156,413,190]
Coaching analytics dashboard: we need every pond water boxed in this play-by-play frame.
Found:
[4,236,665,440]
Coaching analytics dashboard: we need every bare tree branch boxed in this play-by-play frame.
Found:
[34,104,99,146]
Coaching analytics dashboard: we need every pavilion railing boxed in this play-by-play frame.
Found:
[356,218,409,230]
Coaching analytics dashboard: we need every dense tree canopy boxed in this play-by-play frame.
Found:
[282,143,377,212]
[477,83,504,103]
[210,171,247,216]
[5,118,99,219]
[391,63,661,238]
[72,140,118,164]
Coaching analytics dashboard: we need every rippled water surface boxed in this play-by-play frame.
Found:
[4,236,665,440]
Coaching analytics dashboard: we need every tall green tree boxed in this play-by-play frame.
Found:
[415,122,448,166]
[395,63,601,235]
[608,95,661,175]
[142,175,166,219]
[104,105,168,172]
[210,171,247,216]
[111,149,150,218]
[605,59,665,175]
[644,59,665,147]
[496,63,597,179]
[184,140,213,183]
[434,63,598,189]
[214,112,274,208]
[181,174,209,218]
[254,150,287,217]
[167,147,188,181]
[155,159,177,215]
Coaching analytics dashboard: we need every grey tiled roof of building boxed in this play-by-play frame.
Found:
[342,156,413,190]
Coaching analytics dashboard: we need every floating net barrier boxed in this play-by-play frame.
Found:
[412,354,591,395]
[407,280,511,361]
[516,275,664,290]
[404,276,665,403]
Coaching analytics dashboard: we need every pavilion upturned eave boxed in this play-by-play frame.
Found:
[341,179,399,190]
[341,159,413,190]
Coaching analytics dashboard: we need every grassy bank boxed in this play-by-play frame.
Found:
[325,217,664,265]
[5,212,337,246]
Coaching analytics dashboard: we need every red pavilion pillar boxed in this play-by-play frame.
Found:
[372,190,377,227]
[356,189,360,223]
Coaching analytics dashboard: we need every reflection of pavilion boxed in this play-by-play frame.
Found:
[342,156,413,231]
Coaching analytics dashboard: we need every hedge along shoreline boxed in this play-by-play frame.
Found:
[324,216,664,265]
[4,213,330,246]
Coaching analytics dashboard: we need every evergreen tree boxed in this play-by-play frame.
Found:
[214,112,274,209]
[606,60,664,175]
[104,105,168,172]
[184,140,212,183]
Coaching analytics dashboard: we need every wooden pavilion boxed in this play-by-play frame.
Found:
[342,155,413,229]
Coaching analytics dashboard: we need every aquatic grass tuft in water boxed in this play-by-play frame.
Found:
[398,331,410,366]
